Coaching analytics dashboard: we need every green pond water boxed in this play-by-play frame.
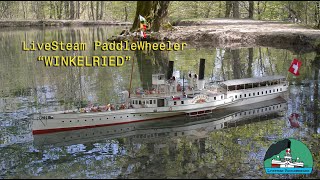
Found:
[0,26,319,179]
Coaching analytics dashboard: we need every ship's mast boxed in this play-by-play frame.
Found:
[128,57,134,98]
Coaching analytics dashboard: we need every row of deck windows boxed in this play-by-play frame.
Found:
[234,88,282,99]
[132,99,156,105]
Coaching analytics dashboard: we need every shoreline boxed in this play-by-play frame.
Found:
[0,19,132,28]
[160,19,320,53]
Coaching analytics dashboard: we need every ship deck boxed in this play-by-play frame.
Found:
[130,89,223,98]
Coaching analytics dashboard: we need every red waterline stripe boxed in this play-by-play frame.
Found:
[32,114,184,135]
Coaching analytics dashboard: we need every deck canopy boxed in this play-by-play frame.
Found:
[222,75,285,87]
[221,76,286,91]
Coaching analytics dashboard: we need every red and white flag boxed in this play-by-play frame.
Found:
[288,58,302,76]
[288,113,300,128]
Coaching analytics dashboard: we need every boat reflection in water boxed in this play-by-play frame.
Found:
[33,97,287,147]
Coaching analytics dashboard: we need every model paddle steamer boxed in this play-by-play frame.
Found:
[32,58,288,134]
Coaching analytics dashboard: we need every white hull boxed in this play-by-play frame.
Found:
[32,95,236,134]
[32,110,184,134]
[33,97,287,147]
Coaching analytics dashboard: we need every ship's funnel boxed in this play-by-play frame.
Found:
[198,58,205,90]
[199,58,205,80]
[167,60,174,80]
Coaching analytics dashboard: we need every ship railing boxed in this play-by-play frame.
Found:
[76,102,131,113]
[132,92,185,98]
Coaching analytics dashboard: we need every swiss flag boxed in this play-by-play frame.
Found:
[288,59,302,76]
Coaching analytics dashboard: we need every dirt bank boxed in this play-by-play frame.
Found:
[161,19,320,53]
[0,19,132,27]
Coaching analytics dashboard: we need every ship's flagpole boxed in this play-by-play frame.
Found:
[129,57,134,98]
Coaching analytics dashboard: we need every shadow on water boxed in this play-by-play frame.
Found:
[0,26,319,178]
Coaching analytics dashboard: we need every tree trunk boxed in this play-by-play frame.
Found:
[56,2,61,19]
[248,1,254,19]
[87,2,90,19]
[205,2,213,18]
[49,1,53,19]
[316,1,320,28]
[218,1,222,18]
[233,1,240,19]
[35,1,45,19]
[64,1,69,19]
[247,48,253,78]
[124,6,128,22]
[130,1,170,32]
[130,1,156,32]
[22,1,27,19]
[305,1,308,25]
[90,1,95,20]
[257,1,261,20]
[100,1,104,20]
[70,1,75,19]
[225,1,232,18]
[152,1,170,32]
[96,1,99,20]
[77,1,80,19]
[35,1,39,19]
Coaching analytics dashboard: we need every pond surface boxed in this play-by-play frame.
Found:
[0,26,319,179]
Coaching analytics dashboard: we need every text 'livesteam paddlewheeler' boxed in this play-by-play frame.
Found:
[31,59,288,135]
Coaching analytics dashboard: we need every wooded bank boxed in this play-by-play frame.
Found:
[0,20,132,27]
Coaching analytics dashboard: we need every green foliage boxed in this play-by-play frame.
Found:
[0,1,137,21]
[168,1,226,23]
[105,1,136,22]
[0,1,319,28]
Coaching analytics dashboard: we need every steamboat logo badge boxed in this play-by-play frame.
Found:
[264,138,313,174]
[191,94,209,104]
